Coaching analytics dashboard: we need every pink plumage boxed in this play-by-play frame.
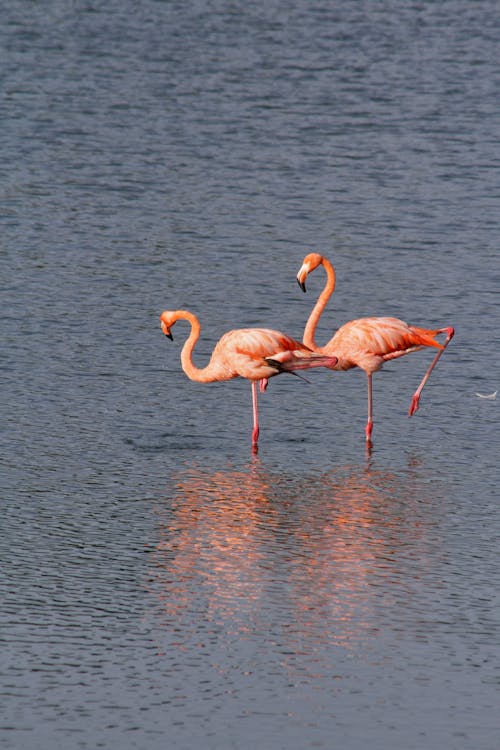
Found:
[297,253,454,443]
[160,309,337,451]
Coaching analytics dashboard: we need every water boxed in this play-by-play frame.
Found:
[1,1,499,748]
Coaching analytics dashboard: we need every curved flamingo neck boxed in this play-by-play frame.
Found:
[303,257,336,349]
[173,310,214,383]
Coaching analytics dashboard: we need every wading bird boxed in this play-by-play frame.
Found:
[296,253,454,443]
[160,309,338,452]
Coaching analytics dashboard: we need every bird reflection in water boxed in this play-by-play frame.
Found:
[149,455,435,658]
[151,459,276,635]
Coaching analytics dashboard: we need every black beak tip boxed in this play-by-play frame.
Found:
[297,279,306,293]
[165,332,173,341]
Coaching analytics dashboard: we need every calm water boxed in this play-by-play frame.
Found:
[2,1,499,748]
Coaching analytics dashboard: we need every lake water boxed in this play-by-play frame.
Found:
[2,1,499,748]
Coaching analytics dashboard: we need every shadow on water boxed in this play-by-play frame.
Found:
[148,453,442,661]
[125,430,209,453]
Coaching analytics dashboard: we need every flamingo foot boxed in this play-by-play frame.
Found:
[365,420,373,442]
[259,378,269,393]
[251,425,259,452]
[409,393,420,417]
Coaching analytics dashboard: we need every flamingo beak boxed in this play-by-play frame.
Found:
[296,262,309,292]
[160,319,174,340]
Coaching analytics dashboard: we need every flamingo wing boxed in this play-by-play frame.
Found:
[329,317,443,372]
[214,328,336,380]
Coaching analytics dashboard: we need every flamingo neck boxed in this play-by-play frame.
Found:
[303,257,336,349]
[174,310,214,383]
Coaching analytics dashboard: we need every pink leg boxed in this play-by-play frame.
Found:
[409,327,455,416]
[365,373,373,442]
[260,378,268,393]
[251,381,259,452]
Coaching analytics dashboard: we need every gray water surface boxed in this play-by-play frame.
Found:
[2,1,499,748]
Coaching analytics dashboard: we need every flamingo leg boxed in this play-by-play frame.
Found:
[251,380,260,452]
[409,327,455,416]
[365,373,374,442]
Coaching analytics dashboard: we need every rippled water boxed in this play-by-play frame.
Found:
[2,1,499,748]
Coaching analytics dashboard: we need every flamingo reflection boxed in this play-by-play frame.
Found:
[151,460,278,630]
[149,457,435,657]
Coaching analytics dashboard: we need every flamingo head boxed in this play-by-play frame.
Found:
[296,253,324,292]
[159,311,175,340]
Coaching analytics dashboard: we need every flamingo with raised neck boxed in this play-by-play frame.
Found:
[297,253,454,444]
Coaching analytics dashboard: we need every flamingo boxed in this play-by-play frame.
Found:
[296,253,454,443]
[159,309,338,452]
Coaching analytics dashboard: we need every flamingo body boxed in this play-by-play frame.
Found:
[160,309,337,451]
[297,253,454,442]
[319,316,444,374]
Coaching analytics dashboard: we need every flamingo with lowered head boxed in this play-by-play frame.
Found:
[296,253,454,443]
[160,309,338,452]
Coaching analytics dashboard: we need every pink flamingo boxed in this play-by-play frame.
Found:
[160,309,338,452]
[296,253,454,443]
